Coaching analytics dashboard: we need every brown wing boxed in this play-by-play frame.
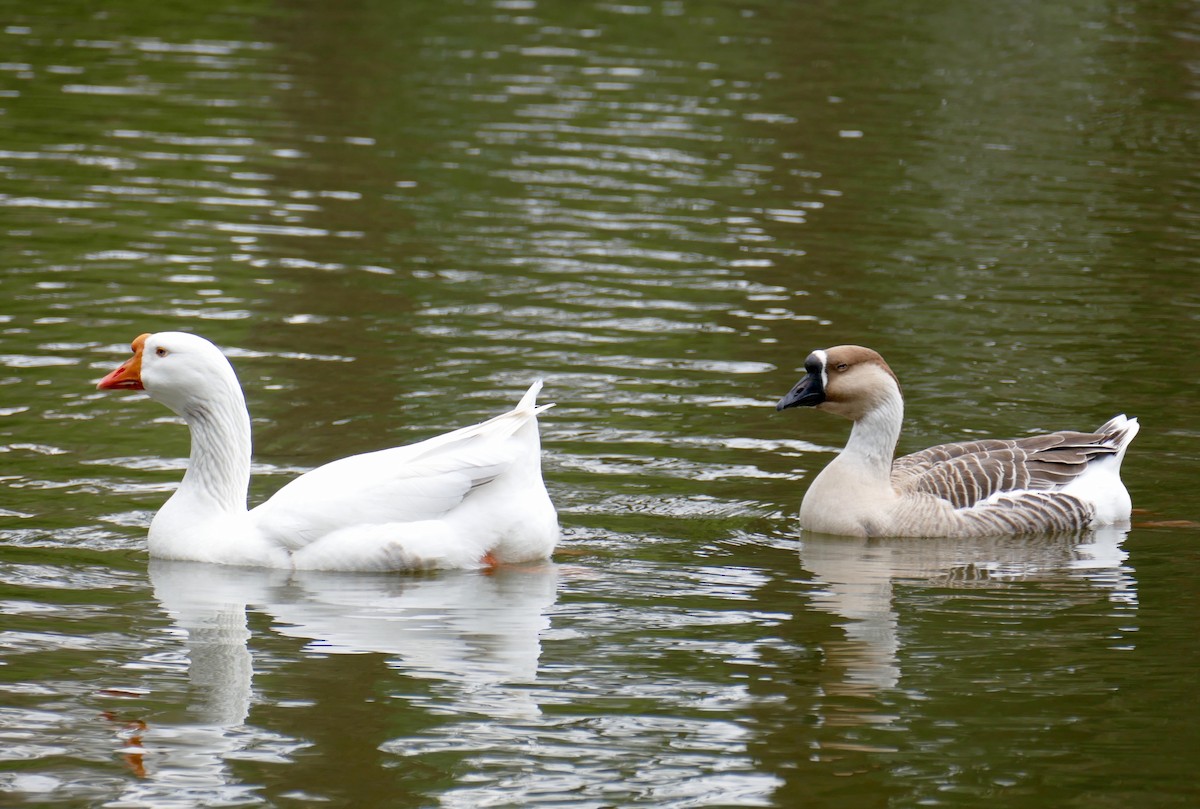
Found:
[892,430,1122,510]
[957,491,1095,534]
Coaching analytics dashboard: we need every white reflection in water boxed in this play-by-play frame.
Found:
[800,526,1136,696]
[122,560,558,798]
[274,567,556,703]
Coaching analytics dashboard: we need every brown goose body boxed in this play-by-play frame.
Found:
[776,346,1138,538]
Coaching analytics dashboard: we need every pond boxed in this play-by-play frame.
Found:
[1,0,1198,806]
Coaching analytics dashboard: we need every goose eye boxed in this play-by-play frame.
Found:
[155,347,168,357]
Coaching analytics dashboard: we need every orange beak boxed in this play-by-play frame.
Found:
[97,333,151,391]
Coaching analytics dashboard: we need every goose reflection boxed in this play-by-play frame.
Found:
[148,562,284,725]
[149,559,559,723]
[800,526,1136,698]
[122,560,558,795]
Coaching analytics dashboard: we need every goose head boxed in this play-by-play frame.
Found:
[97,331,245,418]
[776,345,902,422]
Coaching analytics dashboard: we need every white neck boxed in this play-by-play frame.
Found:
[172,377,252,515]
[840,389,903,482]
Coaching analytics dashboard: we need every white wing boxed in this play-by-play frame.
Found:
[250,383,549,551]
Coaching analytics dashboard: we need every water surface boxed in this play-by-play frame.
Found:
[1,0,1198,806]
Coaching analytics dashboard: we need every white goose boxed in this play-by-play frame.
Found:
[97,332,559,571]
[776,345,1138,538]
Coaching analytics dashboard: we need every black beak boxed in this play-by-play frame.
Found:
[776,372,825,410]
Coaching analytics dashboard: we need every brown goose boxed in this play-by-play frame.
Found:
[776,346,1138,538]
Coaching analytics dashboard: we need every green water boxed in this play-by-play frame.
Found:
[1,0,1197,806]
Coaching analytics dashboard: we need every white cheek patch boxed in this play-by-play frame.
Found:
[812,349,829,390]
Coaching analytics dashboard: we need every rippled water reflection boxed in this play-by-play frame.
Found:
[2,0,1199,806]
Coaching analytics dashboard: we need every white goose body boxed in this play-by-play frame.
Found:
[776,346,1138,538]
[98,332,559,571]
